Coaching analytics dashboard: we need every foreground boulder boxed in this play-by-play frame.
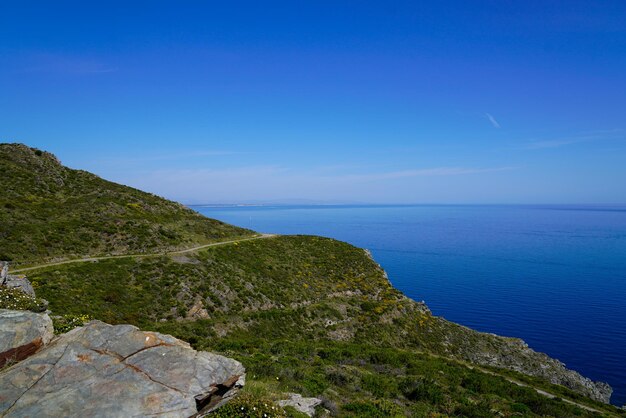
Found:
[0,321,245,417]
[0,309,53,367]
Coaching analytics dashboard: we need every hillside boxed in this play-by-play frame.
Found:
[0,143,253,266]
[1,144,623,417]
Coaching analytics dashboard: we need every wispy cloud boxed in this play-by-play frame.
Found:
[485,113,501,128]
[111,163,520,204]
[523,129,624,150]
[524,138,586,149]
[339,166,516,182]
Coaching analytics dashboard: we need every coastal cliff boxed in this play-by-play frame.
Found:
[1,143,622,417]
[361,252,614,404]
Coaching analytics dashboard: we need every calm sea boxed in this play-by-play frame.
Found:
[194,204,626,406]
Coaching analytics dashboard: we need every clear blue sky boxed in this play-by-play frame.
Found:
[1,1,625,204]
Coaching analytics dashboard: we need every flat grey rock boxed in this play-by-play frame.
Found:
[1,262,34,296]
[3,275,36,297]
[278,393,322,417]
[0,309,53,367]
[0,320,245,417]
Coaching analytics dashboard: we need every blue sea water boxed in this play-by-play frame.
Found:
[194,204,626,406]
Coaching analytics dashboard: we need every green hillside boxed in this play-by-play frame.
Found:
[20,236,620,416]
[0,143,253,266]
[1,144,622,417]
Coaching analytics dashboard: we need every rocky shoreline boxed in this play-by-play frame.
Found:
[362,249,614,404]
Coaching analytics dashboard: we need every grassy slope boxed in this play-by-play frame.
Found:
[0,143,253,266]
[26,236,622,417]
[1,144,622,416]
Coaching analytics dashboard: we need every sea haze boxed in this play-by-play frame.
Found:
[194,204,626,405]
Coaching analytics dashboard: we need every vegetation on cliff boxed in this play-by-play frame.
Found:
[0,143,253,266]
[2,144,623,417]
[25,236,622,416]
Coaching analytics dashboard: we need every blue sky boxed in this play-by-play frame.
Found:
[1,1,625,204]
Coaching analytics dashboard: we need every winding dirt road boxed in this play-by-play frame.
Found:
[11,233,276,273]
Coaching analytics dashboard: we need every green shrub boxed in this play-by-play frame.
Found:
[511,402,531,413]
[282,406,310,418]
[343,399,404,417]
[454,400,495,418]
[209,393,287,418]
[0,287,47,312]
[402,377,444,404]
[52,313,93,334]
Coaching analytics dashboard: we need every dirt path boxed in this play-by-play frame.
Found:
[11,234,277,273]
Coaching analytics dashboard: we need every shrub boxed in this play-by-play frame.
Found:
[343,399,404,417]
[209,393,287,418]
[511,402,531,414]
[0,287,47,312]
[52,313,93,334]
[402,377,444,404]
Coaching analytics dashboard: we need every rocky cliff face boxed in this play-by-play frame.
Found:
[363,250,613,404]
[473,332,612,403]
[427,315,613,403]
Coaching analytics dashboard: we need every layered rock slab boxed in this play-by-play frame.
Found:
[0,320,245,417]
[0,309,53,367]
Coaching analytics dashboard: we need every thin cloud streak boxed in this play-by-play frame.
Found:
[146,165,516,183]
[339,166,516,182]
[110,163,521,204]
[485,113,501,128]
[523,129,624,150]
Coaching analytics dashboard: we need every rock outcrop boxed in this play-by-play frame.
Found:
[277,393,322,417]
[1,261,37,297]
[430,316,614,403]
[0,320,245,417]
[2,274,36,297]
[473,335,613,403]
[0,261,8,285]
[0,309,54,367]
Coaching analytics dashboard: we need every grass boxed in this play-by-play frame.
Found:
[25,236,624,416]
[209,393,288,418]
[196,336,615,417]
[0,143,254,266]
